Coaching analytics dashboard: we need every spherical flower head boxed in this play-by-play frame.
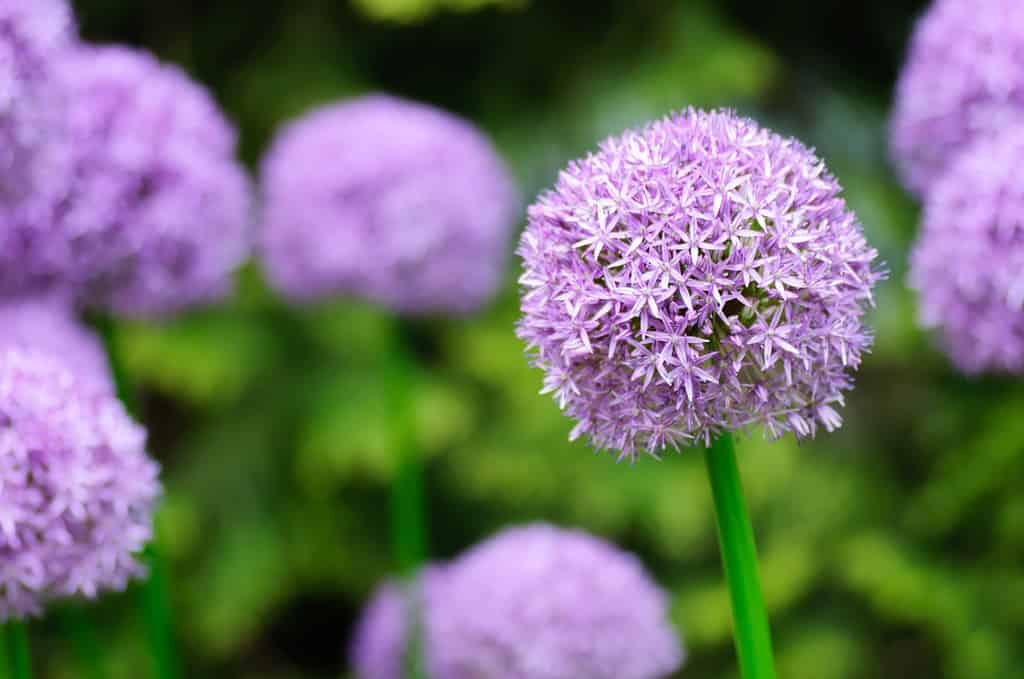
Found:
[12,45,253,316]
[0,296,112,392]
[518,108,881,457]
[0,348,160,619]
[890,0,1024,197]
[909,123,1024,374]
[260,94,519,315]
[425,524,683,679]
[0,0,75,203]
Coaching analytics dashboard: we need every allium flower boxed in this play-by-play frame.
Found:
[0,297,111,391]
[518,108,881,457]
[890,0,1024,197]
[0,45,253,315]
[425,524,683,679]
[0,348,159,619]
[260,94,518,315]
[909,123,1024,374]
[0,0,75,202]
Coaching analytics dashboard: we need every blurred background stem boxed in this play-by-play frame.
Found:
[7,621,30,679]
[387,323,427,678]
[58,606,105,679]
[704,433,776,679]
[89,314,179,679]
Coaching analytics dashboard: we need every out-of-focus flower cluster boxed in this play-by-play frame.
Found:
[351,524,684,679]
[909,124,1024,373]
[0,0,74,203]
[0,347,160,620]
[895,0,1024,374]
[890,0,1024,198]
[45,45,252,316]
[0,4,252,317]
[260,94,518,316]
[517,108,880,456]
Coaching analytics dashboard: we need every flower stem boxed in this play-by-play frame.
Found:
[704,433,776,679]
[88,314,179,679]
[58,606,105,679]
[7,621,31,679]
[387,325,427,679]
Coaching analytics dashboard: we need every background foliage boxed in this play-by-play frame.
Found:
[38,0,1024,677]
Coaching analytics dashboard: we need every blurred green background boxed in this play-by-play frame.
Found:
[38,0,1024,677]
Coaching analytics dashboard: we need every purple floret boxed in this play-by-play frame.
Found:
[0,348,159,620]
[517,108,881,457]
[260,94,518,315]
[0,0,75,203]
[0,44,253,315]
[910,123,1024,374]
[426,524,683,679]
[890,0,1024,197]
[0,296,111,391]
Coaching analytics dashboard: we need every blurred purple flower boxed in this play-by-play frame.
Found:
[426,524,683,679]
[0,296,111,391]
[0,45,253,315]
[517,108,881,458]
[890,0,1024,197]
[0,348,159,620]
[0,0,75,203]
[910,124,1024,374]
[350,526,682,679]
[260,94,518,315]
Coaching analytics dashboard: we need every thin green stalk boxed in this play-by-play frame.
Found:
[140,541,178,679]
[7,621,30,679]
[0,620,8,679]
[88,314,179,679]
[704,433,776,679]
[58,606,105,679]
[386,326,427,679]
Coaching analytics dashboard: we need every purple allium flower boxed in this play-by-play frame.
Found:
[0,0,75,203]
[517,108,881,457]
[890,0,1024,197]
[0,348,159,620]
[260,94,518,315]
[0,44,253,315]
[0,296,111,392]
[425,524,683,679]
[909,123,1024,374]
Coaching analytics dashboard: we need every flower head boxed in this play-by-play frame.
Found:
[0,348,159,619]
[0,45,253,315]
[517,108,880,457]
[910,123,1024,374]
[0,0,75,202]
[0,296,111,391]
[260,94,518,315]
[890,0,1024,197]
[426,524,683,679]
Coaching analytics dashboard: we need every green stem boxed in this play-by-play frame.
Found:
[704,433,776,679]
[386,326,427,679]
[140,542,178,679]
[88,314,179,679]
[0,621,8,679]
[58,606,105,679]
[7,621,30,679]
